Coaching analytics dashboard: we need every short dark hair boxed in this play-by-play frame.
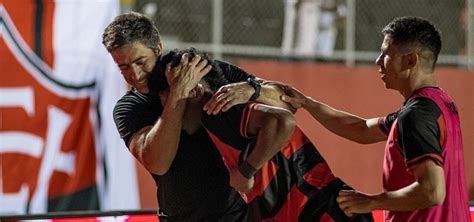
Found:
[382,16,442,69]
[148,48,229,93]
[102,12,161,52]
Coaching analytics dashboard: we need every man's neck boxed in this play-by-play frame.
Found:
[401,75,438,100]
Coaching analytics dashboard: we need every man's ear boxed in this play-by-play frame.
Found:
[403,52,418,70]
[154,43,163,57]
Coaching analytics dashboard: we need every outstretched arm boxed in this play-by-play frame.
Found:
[277,83,387,144]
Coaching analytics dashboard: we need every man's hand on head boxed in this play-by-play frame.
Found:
[271,82,308,110]
[203,82,254,115]
[167,53,212,99]
[203,81,300,115]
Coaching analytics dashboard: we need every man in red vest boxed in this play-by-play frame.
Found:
[276,16,471,222]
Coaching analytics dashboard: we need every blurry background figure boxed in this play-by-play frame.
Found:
[120,0,136,13]
[316,0,346,57]
[130,0,158,17]
[290,0,346,57]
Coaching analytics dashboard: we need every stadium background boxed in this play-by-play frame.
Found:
[1,0,473,220]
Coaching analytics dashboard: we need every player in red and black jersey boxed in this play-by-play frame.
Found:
[203,102,373,222]
[153,48,374,222]
[277,17,470,222]
[377,89,470,221]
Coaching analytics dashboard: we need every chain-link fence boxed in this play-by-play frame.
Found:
[355,0,466,55]
[125,0,471,67]
[134,0,213,43]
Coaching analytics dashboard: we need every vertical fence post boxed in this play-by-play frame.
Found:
[282,0,297,56]
[212,0,223,60]
[345,0,356,67]
[468,0,474,70]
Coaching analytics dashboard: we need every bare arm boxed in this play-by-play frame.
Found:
[128,54,211,175]
[337,159,445,216]
[374,160,445,210]
[302,98,386,144]
[278,83,387,144]
[230,104,296,192]
[129,92,186,175]
[244,104,296,169]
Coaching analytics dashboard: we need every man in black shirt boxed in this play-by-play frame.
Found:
[102,12,287,221]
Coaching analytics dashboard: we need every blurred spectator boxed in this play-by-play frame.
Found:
[289,0,346,57]
[120,0,136,13]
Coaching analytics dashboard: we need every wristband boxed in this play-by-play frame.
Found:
[238,160,258,179]
[247,77,261,101]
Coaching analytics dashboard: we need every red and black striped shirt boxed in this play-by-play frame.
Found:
[203,103,373,222]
